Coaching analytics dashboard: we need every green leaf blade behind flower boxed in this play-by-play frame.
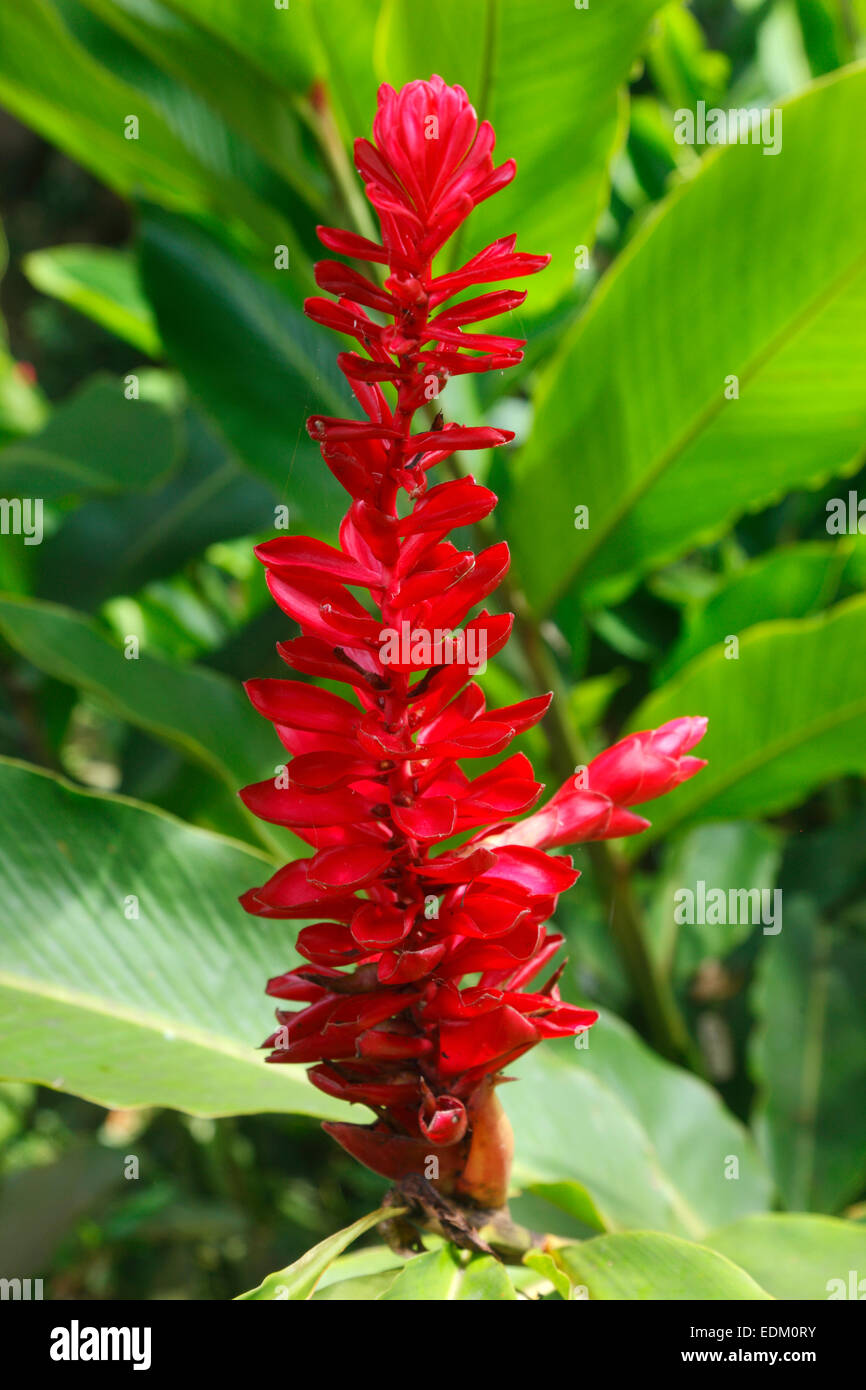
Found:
[76,0,327,211]
[138,207,351,533]
[0,758,341,1119]
[508,65,866,610]
[550,1231,773,1300]
[0,593,277,796]
[0,0,295,255]
[0,375,181,500]
[654,541,865,685]
[706,1214,866,1301]
[508,1024,771,1238]
[627,596,866,848]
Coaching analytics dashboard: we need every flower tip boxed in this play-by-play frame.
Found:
[675,714,709,745]
[679,756,708,782]
[604,807,652,838]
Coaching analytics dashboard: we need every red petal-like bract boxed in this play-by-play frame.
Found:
[241,75,707,1208]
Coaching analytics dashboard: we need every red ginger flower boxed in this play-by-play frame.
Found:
[240,75,707,1210]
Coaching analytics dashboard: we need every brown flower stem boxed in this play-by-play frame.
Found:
[381,1178,541,1265]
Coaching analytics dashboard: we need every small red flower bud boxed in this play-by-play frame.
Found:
[418,1090,468,1146]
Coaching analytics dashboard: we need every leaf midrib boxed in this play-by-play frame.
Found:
[635,602,866,848]
[553,245,866,609]
[0,968,291,1078]
[0,444,139,491]
[513,1051,708,1238]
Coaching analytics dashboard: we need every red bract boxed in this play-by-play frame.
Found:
[241,75,707,1210]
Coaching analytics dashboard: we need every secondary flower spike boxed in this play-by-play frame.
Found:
[240,75,707,1211]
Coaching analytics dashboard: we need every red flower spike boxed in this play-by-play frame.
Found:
[240,75,707,1208]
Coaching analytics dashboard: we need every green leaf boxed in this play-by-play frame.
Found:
[518,1180,607,1235]
[627,595,866,847]
[750,898,866,1212]
[508,66,866,609]
[379,1247,517,1300]
[121,0,378,175]
[235,1206,397,1300]
[568,668,629,729]
[35,409,277,612]
[314,1268,403,1300]
[0,757,342,1119]
[0,593,284,850]
[645,2,730,110]
[155,0,319,98]
[377,1247,457,1300]
[453,1254,518,1300]
[375,0,665,309]
[0,374,181,500]
[656,542,863,683]
[706,1214,866,1300]
[373,0,488,99]
[22,245,162,356]
[523,1249,573,1301]
[549,1232,772,1300]
[163,0,383,159]
[508,1024,770,1238]
[646,822,783,980]
[76,0,326,211]
[138,208,350,529]
[0,0,292,254]
[315,1253,550,1300]
[780,809,866,912]
[313,1243,408,1300]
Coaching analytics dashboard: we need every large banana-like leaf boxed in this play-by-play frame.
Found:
[0,758,340,1119]
[627,595,866,846]
[508,1024,770,1237]
[508,64,866,608]
[77,0,327,210]
[655,540,864,683]
[0,375,180,499]
[138,207,351,530]
[0,0,294,255]
[0,593,286,852]
[706,1214,866,1300]
[548,1232,772,1300]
